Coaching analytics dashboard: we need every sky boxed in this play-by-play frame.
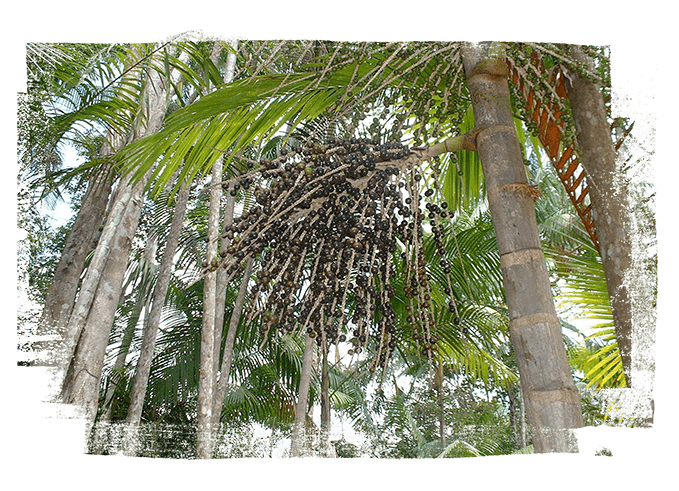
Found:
[38,144,84,228]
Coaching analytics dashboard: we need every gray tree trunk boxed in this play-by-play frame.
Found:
[290,334,316,457]
[435,361,446,451]
[211,258,254,428]
[195,156,224,459]
[60,175,149,419]
[462,42,583,453]
[210,42,238,377]
[36,163,114,366]
[90,290,149,457]
[196,41,238,459]
[212,191,236,376]
[566,45,655,427]
[122,181,190,455]
[319,338,333,457]
[60,61,169,419]
[519,385,527,448]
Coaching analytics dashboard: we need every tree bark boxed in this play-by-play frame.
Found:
[92,282,148,455]
[61,175,148,419]
[210,42,238,377]
[519,384,527,448]
[195,155,224,459]
[212,190,236,376]
[290,333,316,457]
[211,258,254,428]
[566,44,655,427]
[121,181,190,455]
[462,42,583,453]
[196,41,238,459]
[435,361,446,451]
[319,337,333,457]
[60,60,169,419]
[35,163,114,366]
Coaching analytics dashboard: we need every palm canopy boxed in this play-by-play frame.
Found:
[112,42,609,191]
[115,42,467,195]
[27,41,610,224]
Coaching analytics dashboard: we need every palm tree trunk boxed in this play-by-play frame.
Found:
[125,181,190,426]
[566,44,655,427]
[92,284,148,455]
[212,190,236,376]
[319,337,332,457]
[211,258,254,428]
[196,41,238,459]
[60,61,169,419]
[435,361,446,450]
[196,156,224,459]
[462,42,583,453]
[519,385,527,448]
[210,42,238,377]
[290,333,316,457]
[60,174,149,418]
[37,163,114,366]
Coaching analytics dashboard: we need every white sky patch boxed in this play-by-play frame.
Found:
[39,143,85,228]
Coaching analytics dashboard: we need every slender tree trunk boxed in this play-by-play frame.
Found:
[125,181,190,434]
[213,190,236,375]
[290,334,316,457]
[519,385,528,448]
[211,258,254,427]
[319,337,333,457]
[36,163,114,366]
[567,44,655,427]
[60,61,169,419]
[507,386,519,448]
[435,361,446,451]
[196,41,239,459]
[462,42,583,453]
[60,174,149,419]
[92,284,148,455]
[211,42,238,377]
[196,156,224,459]
[299,414,316,459]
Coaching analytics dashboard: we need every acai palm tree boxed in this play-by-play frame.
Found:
[20,37,649,457]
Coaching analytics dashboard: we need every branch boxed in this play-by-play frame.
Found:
[200,128,482,194]
[409,127,482,160]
